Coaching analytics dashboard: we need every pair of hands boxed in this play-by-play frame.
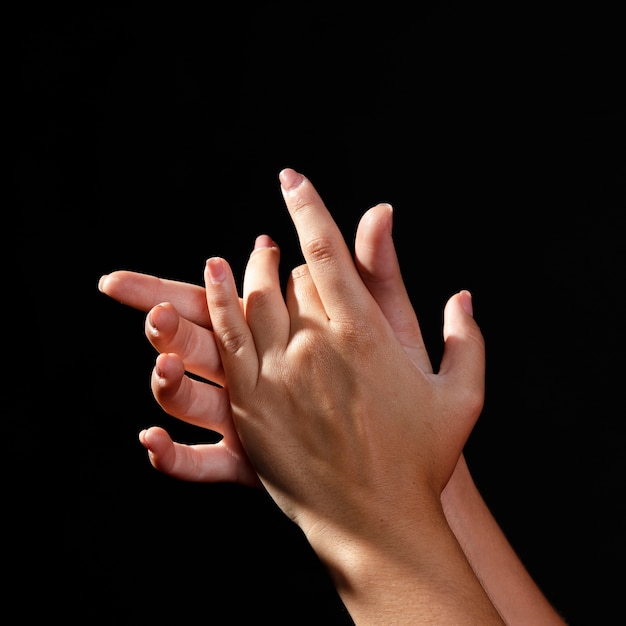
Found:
[100,167,485,556]
[100,169,571,625]
[100,169,484,521]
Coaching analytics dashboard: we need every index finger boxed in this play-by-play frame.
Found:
[279,168,368,319]
[99,270,244,329]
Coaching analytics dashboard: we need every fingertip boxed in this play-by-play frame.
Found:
[139,425,167,451]
[253,234,277,250]
[362,202,394,234]
[279,167,305,191]
[205,257,227,284]
[97,271,128,300]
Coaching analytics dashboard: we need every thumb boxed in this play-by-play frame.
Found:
[439,290,486,417]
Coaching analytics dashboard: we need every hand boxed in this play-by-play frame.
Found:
[99,193,459,489]
[204,168,483,534]
[200,168,499,623]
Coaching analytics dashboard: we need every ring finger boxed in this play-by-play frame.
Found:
[146,302,224,385]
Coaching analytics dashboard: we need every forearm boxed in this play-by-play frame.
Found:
[442,455,567,625]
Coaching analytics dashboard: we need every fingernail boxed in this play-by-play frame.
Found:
[381,203,393,233]
[459,290,474,316]
[97,274,108,292]
[279,167,304,191]
[138,429,153,454]
[206,257,226,283]
[254,234,276,250]
[147,309,158,335]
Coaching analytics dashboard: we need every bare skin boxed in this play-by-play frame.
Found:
[99,169,566,625]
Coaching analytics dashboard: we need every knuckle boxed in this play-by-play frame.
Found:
[333,313,376,352]
[290,263,310,281]
[303,235,338,266]
[289,194,315,216]
[218,326,249,356]
[245,288,273,312]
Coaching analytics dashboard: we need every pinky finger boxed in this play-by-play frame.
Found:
[139,426,261,487]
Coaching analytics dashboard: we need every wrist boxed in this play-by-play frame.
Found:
[302,497,504,625]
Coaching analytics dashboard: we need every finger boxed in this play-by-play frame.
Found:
[146,302,224,385]
[151,352,233,434]
[439,290,486,423]
[139,426,260,487]
[285,263,326,332]
[204,257,258,394]
[354,204,432,372]
[99,270,243,329]
[279,168,370,320]
[242,235,290,352]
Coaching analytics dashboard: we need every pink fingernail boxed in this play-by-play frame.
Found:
[97,274,108,292]
[254,234,276,250]
[459,290,474,316]
[147,303,163,333]
[206,258,226,284]
[147,311,157,337]
[279,168,304,191]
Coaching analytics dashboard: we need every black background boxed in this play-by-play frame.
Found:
[15,2,624,624]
